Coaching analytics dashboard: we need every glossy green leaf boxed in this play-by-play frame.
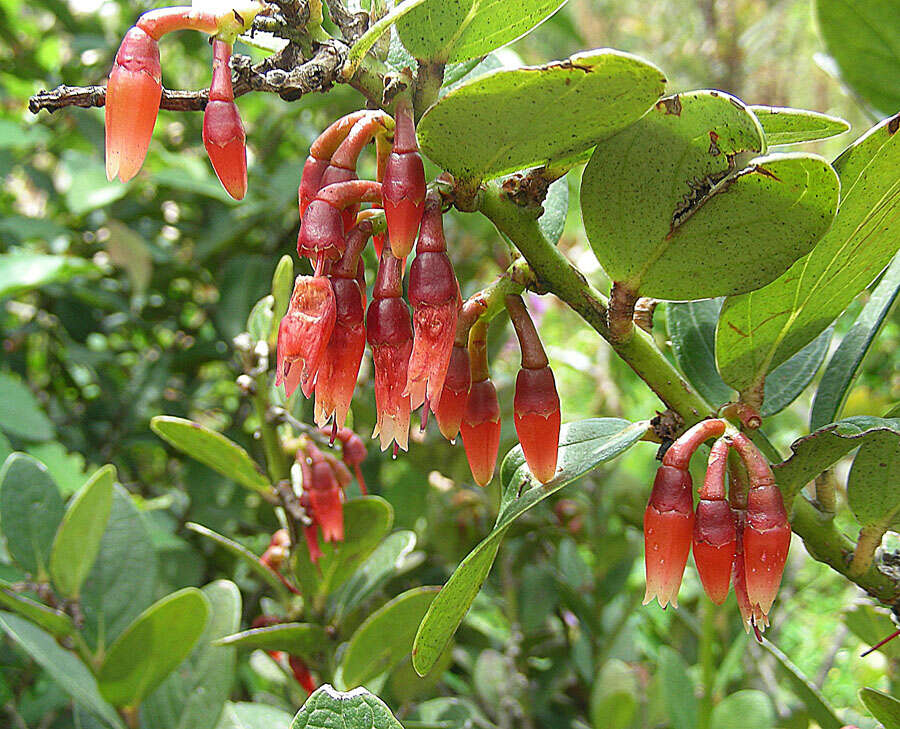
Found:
[761,325,832,417]
[0,253,97,299]
[80,487,158,652]
[0,453,65,576]
[0,579,75,637]
[717,114,900,393]
[151,416,270,495]
[774,417,900,501]
[751,105,850,145]
[49,464,115,599]
[341,587,439,689]
[413,418,648,675]
[141,581,242,729]
[216,702,294,729]
[844,604,900,659]
[0,612,126,729]
[860,688,900,729]
[417,49,666,181]
[215,622,329,660]
[396,0,566,63]
[668,299,735,405]
[811,253,900,429]
[658,646,697,729]
[847,431,900,529]
[185,522,290,598]
[583,91,839,300]
[709,690,774,729]
[291,685,403,729]
[293,496,394,598]
[815,0,900,116]
[98,587,210,708]
[0,373,55,442]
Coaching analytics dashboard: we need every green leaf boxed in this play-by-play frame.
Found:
[0,612,126,729]
[0,253,98,299]
[291,685,404,729]
[293,496,394,598]
[750,105,850,145]
[759,638,842,729]
[589,659,638,729]
[151,416,270,495]
[141,581,242,729]
[412,418,648,675]
[185,522,290,598]
[417,49,666,181]
[668,299,735,405]
[98,587,211,708]
[848,431,900,529]
[716,114,900,393]
[844,604,900,659]
[761,325,833,417]
[814,0,900,117]
[0,579,75,637]
[247,295,275,343]
[582,91,840,300]
[80,487,158,652]
[860,688,900,729]
[215,622,329,661]
[658,646,697,729]
[538,176,569,246]
[103,221,153,298]
[811,253,900,429]
[396,0,566,63]
[774,416,900,501]
[26,442,90,496]
[341,587,440,689]
[0,453,65,576]
[216,702,295,729]
[0,373,55,442]
[709,690,774,729]
[49,465,115,599]
[61,151,128,215]
[408,697,491,728]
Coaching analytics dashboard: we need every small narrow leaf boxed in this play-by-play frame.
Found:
[761,326,832,417]
[49,465,115,599]
[214,622,329,660]
[0,579,76,637]
[668,299,735,406]
[751,105,850,145]
[291,685,404,729]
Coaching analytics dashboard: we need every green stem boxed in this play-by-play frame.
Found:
[253,374,290,483]
[342,0,432,79]
[849,525,886,579]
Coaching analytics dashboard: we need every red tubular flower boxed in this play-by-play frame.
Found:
[731,432,790,620]
[433,344,470,443]
[289,656,317,695]
[203,40,247,200]
[300,111,370,217]
[506,295,560,484]
[298,180,382,261]
[367,249,413,452]
[306,447,344,543]
[299,492,324,565]
[406,192,460,412]
[321,426,368,495]
[275,275,336,398]
[105,26,162,183]
[259,528,290,572]
[692,438,737,605]
[382,98,425,258]
[460,321,501,486]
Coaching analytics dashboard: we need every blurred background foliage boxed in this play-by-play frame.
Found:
[0,0,897,727]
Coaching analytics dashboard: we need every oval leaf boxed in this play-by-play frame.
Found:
[417,49,666,181]
[860,688,900,729]
[98,587,211,708]
[396,0,567,64]
[716,113,900,393]
[291,685,403,729]
[750,105,850,145]
[811,253,900,429]
[582,91,839,300]
[151,416,270,495]
[709,690,774,729]
[0,453,65,576]
[412,418,648,675]
[341,587,440,688]
[848,431,900,529]
[49,464,115,599]
[215,622,329,660]
[0,579,75,637]
[658,646,698,729]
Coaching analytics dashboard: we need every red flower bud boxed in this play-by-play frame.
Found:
[203,40,246,200]
[275,275,336,398]
[105,26,162,182]
[433,344,470,442]
[514,367,561,484]
[297,180,381,260]
[289,656,317,695]
[307,448,344,543]
[692,438,736,604]
[320,425,368,494]
[259,528,290,572]
[731,509,767,636]
[459,322,500,486]
[643,465,694,608]
[382,100,425,258]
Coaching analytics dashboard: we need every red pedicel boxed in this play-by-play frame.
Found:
[321,426,368,495]
[306,447,344,543]
[298,180,382,260]
[203,40,247,200]
[105,26,162,183]
[299,492,324,565]
[275,275,336,398]
[643,464,694,608]
[692,438,737,605]
[289,656,317,694]
[459,322,500,486]
[406,192,460,412]
[434,344,471,442]
[367,249,413,452]
[382,98,425,258]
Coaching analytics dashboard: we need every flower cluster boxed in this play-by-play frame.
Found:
[643,419,791,635]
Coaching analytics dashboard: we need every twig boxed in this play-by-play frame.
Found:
[323,0,369,41]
